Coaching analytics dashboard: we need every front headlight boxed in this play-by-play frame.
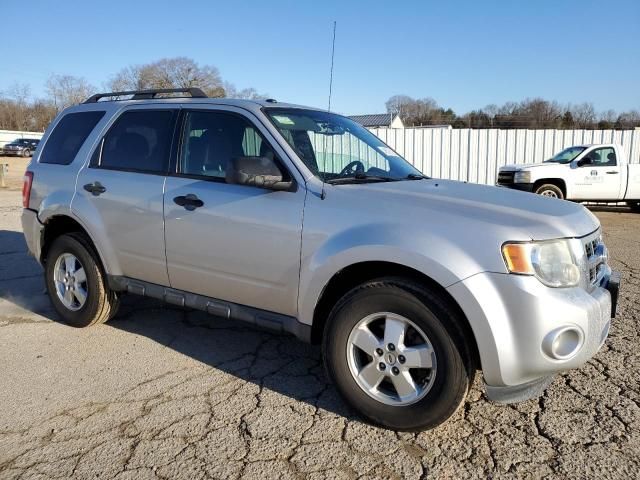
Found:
[502,240,580,287]
[514,170,531,183]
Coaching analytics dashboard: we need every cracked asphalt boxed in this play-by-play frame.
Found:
[0,181,639,479]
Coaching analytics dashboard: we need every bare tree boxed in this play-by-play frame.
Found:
[108,57,225,97]
[569,102,596,128]
[222,83,268,100]
[385,95,415,118]
[384,95,450,126]
[0,83,33,130]
[46,74,95,111]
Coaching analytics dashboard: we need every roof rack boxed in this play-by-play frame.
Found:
[83,87,208,103]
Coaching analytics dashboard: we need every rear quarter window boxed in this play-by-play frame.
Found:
[40,111,105,165]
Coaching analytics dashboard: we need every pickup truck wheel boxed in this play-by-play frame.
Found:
[323,279,471,431]
[45,233,120,327]
[535,184,564,199]
[627,201,640,212]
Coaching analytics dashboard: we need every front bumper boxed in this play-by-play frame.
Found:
[1,149,24,156]
[448,268,618,401]
[496,182,534,192]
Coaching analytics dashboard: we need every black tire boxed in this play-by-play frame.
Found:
[627,201,640,212]
[534,183,564,199]
[45,233,119,327]
[323,278,473,431]
[22,149,31,157]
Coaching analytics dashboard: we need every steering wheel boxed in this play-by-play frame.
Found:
[338,160,365,177]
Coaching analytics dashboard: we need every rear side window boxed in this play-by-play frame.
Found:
[40,111,105,165]
[98,110,176,174]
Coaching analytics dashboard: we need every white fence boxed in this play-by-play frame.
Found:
[0,130,43,149]
[370,128,640,185]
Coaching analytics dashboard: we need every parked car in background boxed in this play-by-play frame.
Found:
[497,144,640,211]
[2,138,40,157]
[21,88,620,430]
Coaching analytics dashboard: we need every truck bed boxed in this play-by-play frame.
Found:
[625,164,640,200]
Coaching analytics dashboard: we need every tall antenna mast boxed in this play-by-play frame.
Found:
[328,20,337,111]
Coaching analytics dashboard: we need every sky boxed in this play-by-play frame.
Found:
[1,0,639,116]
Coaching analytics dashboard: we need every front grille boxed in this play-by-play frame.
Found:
[498,171,515,185]
[582,232,606,288]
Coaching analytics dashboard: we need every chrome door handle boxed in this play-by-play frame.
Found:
[605,171,619,174]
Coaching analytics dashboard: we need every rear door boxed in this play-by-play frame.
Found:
[163,106,305,316]
[570,146,623,200]
[74,105,178,285]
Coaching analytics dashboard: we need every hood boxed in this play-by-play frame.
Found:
[500,162,567,171]
[341,179,598,241]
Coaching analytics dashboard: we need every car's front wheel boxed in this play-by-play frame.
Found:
[45,233,120,327]
[323,278,473,431]
[22,149,31,157]
[535,183,564,199]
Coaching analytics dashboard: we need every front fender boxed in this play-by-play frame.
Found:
[297,222,485,325]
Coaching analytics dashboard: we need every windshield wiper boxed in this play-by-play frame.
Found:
[326,172,397,184]
[404,173,429,180]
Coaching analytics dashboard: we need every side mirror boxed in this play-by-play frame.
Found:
[226,156,293,191]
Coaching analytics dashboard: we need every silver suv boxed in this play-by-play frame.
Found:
[21,88,620,431]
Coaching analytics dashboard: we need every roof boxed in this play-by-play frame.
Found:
[348,113,394,127]
[66,96,317,116]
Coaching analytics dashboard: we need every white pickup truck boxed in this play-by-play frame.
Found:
[497,144,640,211]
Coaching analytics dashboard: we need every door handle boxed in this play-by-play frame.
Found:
[83,181,106,196]
[173,193,204,211]
[606,171,619,174]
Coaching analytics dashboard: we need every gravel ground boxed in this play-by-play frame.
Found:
[0,185,638,479]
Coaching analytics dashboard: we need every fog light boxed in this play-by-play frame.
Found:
[542,326,584,360]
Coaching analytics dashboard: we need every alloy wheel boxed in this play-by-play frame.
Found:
[53,253,88,311]
[346,312,437,406]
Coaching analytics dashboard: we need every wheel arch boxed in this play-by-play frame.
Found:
[533,178,566,197]
[310,260,480,368]
[41,215,106,272]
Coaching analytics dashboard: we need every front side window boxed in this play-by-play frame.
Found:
[265,108,421,183]
[179,110,277,180]
[98,110,176,173]
[40,111,105,165]
[584,147,617,167]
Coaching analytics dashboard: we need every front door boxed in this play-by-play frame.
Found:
[163,107,305,316]
[74,106,178,285]
[571,147,623,200]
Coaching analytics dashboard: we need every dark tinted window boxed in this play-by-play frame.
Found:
[40,111,105,165]
[180,110,276,179]
[99,110,176,173]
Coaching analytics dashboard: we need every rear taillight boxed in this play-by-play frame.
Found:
[22,171,33,208]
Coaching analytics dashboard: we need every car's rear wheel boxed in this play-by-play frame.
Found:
[627,201,640,212]
[22,149,31,157]
[535,183,564,199]
[45,233,120,327]
[323,278,472,431]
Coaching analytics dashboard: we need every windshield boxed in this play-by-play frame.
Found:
[544,146,586,164]
[265,108,422,183]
